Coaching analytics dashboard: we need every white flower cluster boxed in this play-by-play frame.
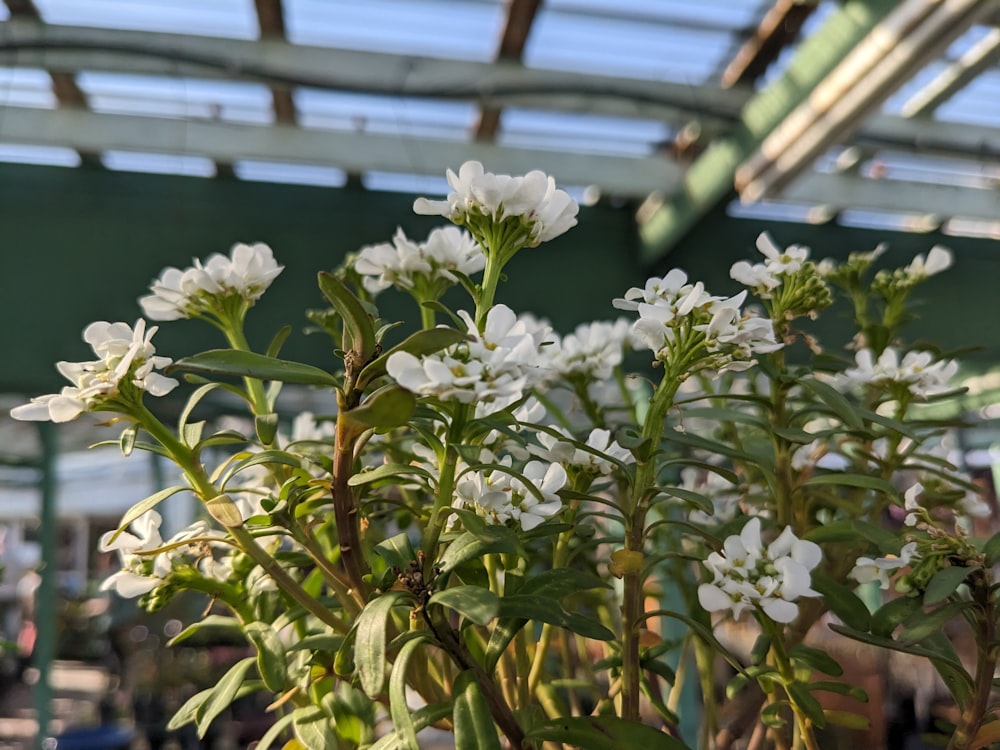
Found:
[904,245,952,282]
[12,320,177,423]
[830,347,958,398]
[614,269,781,373]
[354,226,485,295]
[729,233,810,296]
[413,161,579,246]
[387,304,554,416]
[140,242,283,321]
[533,427,635,475]
[698,518,822,623]
[99,511,226,598]
[454,457,566,531]
[849,542,918,590]
[545,319,633,381]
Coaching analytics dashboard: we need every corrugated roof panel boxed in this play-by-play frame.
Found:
[34,0,258,39]
[77,73,274,125]
[362,170,451,195]
[102,150,216,178]
[0,143,80,167]
[934,71,1000,127]
[286,0,506,61]
[0,68,56,110]
[235,160,348,188]
[296,90,477,141]
[498,108,672,157]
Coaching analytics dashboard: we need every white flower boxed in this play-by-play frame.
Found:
[455,458,566,531]
[11,319,177,423]
[139,242,283,320]
[755,233,810,275]
[904,245,952,281]
[99,512,165,598]
[355,226,484,295]
[534,427,634,475]
[548,319,631,381]
[413,161,578,246]
[904,482,925,527]
[830,347,957,398]
[849,542,918,589]
[698,518,822,623]
[730,260,780,292]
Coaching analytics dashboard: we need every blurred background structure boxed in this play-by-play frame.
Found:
[2,1,1000,747]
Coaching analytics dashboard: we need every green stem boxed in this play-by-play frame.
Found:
[421,409,467,573]
[222,324,273,422]
[948,573,997,750]
[763,617,820,750]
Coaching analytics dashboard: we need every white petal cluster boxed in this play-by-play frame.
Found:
[386,304,554,416]
[698,518,822,623]
[533,427,635,475]
[11,319,178,423]
[904,245,952,281]
[354,226,485,295]
[413,161,579,246]
[614,270,781,373]
[730,233,811,296]
[140,242,283,321]
[546,319,632,381]
[830,347,958,397]
[849,542,918,590]
[681,467,741,525]
[455,458,566,531]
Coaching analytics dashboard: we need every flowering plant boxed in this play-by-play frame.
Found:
[14,162,996,750]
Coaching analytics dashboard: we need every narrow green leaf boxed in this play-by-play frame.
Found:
[802,472,897,495]
[810,573,871,632]
[389,635,428,750]
[453,670,501,750]
[787,682,826,728]
[167,615,242,647]
[496,595,614,640]
[805,520,898,551]
[366,703,452,750]
[355,590,413,698]
[651,485,713,515]
[515,568,611,599]
[108,486,190,544]
[870,596,921,638]
[343,384,416,429]
[252,710,296,750]
[195,656,256,738]
[291,706,336,750]
[374,533,418,571]
[266,324,293,358]
[358,327,468,387]
[221,449,302,488]
[790,644,843,677]
[429,586,499,626]
[171,349,339,386]
[348,462,436,488]
[799,377,864,430]
[255,412,280,445]
[526,716,687,749]
[897,601,969,644]
[761,701,788,728]
[178,382,226,433]
[924,565,972,605]
[245,621,287,693]
[982,531,1000,567]
[811,681,867,702]
[318,271,377,359]
[182,420,205,449]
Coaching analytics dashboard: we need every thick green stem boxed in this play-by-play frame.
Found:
[948,573,997,750]
[223,325,273,422]
[332,413,369,597]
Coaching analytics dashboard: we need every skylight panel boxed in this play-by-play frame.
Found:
[838,208,937,233]
[286,0,506,62]
[102,151,216,178]
[0,143,81,168]
[727,199,827,225]
[858,152,1000,190]
[524,9,734,83]
[78,73,273,125]
[545,0,760,30]
[296,90,476,141]
[933,71,1000,127]
[34,0,257,39]
[498,108,671,157]
[0,68,56,110]
[235,160,348,188]
[362,171,451,195]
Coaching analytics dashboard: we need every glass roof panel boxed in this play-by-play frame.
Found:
[362,170,452,195]
[296,90,476,141]
[235,160,348,188]
[499,108,672,157]
[545,0,762,29]
[0,143,80,168]
[286,0,507,62]
[34,0,258,39]
[0,68,56,110]
[77,73,274,125]
[102,150,216,178]
[524,8,737,83]
[934,71,1000,127]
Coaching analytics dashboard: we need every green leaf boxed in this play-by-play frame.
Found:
[367,703,452,750]
[760,701,788,728]
[355,590,413,698]
[786,682,826,728]
[245,621,287,693]
[349,462,436,488]
[983,531,1000,567]
[343,384,416,429]
[802,472,897,495]
[811,681,867,702]
[515,568,611,599]
[221,449,302,488]
[805,520,898,551]
[790,644,842,677]
[453,670,501,750]
[255,412,280,445]
[358,327,468,387]
[388,635,428,750]
[650,486,713,515]
[171,348,339,386]
[496,595,614,640]
[252,710,296,750]
[897,600,969,644]
[870,596,921,638]
[318,271,377,359]
[810,573,871,632]
[182,420,205,449]
[108,486,190,544]
[798,377,864,430]
[195,656,256,738]
[373,533,417,571]
[429,586,499,626]
[266,324,293,358]
[526,716,687,749]
[291,706,336,750]
[924,565,972,605]
[167,615,242,647]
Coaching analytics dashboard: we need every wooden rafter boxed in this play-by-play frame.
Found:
[475,0,542,141]
[253,0,296,126]
[721,0,817,88]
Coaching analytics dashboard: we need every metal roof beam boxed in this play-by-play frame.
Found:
[721,0,818,88]
[0,105,680,195]
[901,27,1000,116]
[0,20,749,127]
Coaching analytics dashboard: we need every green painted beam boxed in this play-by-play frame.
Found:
[33,422,57,748]
[637,0,899,266]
